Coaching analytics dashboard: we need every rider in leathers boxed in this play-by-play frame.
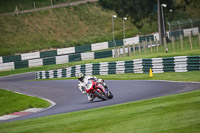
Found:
[78,73,107,101]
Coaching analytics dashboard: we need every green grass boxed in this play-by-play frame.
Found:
[157,35,200,54]
[0,3,157,56]
[0,89,199,133]
[97,71,200,81]
[0,89,50,116]
[0,0,81,14]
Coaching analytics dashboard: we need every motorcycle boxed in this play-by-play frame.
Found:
[85,79,113,101]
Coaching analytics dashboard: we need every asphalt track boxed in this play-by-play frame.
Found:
[0,72,200,123]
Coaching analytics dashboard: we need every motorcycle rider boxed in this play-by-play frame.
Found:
[77,73,108,101]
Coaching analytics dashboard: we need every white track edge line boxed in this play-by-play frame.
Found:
[0,72,34,79]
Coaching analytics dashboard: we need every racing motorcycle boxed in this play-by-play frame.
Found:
[85,79,113,101]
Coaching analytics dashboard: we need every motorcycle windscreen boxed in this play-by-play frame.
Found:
[85,80,93,91]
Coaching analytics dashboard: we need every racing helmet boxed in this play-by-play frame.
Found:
[77,73,84,82]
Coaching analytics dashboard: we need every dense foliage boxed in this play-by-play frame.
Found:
[98,0,200,29]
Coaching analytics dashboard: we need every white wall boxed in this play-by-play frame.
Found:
[91,42,108,51]
[0,62,15,71]
[81,52,94,61]
[29,59,43,67]
[0,56,2,64]
[21,52,40,60]
[56,55,69,64]
[57,47,75,55]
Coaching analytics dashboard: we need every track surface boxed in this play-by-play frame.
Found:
[0,73,200,123]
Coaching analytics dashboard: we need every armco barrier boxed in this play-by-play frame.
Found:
[0,50,113,72]
[2,55,21,63]
[123,37,139,46]
[0,57,2,64]
[0,39,124,64]
[35,55,200,79]
[0,62,15,71]
[75,44,91,53]
[139,35,154,43]
[183,27,199,36]
[0,34,159,64]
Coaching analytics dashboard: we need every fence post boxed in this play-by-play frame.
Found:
[150,39,152,53]
[68,0,71,5]
[172,36,175,51]
[143,40,146,55]
[133,44,135,56]
[164,37,168,53]
[138,43,141,55]
[123,45,125,57]
[128,44,131,57]
[116,48,119,57]
[199,34,200,48]
[156,38,158,54]
[142,41,144,54]
[51,0,53,6]
[114,48,117,58]
[34,2,36,12]
[118,47,121,57]
[189,35,193,50]
[180,34,183,50]
[164,37,167,49]
[13,6,19,16]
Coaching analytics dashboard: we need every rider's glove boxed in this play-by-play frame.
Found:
[81,86,86,94]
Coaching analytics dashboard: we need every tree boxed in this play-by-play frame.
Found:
[99,0,174,44]
[99,0,158,29]
[175,0,200,18]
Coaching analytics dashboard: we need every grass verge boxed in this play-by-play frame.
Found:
[97,71,200,82]
[0,89,50,116]
[0,89,199,133]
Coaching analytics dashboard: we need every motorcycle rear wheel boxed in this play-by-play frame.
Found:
[94,90,107,100]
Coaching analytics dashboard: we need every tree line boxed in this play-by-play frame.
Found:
[98,0,200,29]
[98,0,200,44]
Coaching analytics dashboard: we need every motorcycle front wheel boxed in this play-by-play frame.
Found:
[107,89,113,99]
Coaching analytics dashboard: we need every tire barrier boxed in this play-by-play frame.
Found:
[35,55,200,79]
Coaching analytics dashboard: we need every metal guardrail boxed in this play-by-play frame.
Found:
[0,50,113,72]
